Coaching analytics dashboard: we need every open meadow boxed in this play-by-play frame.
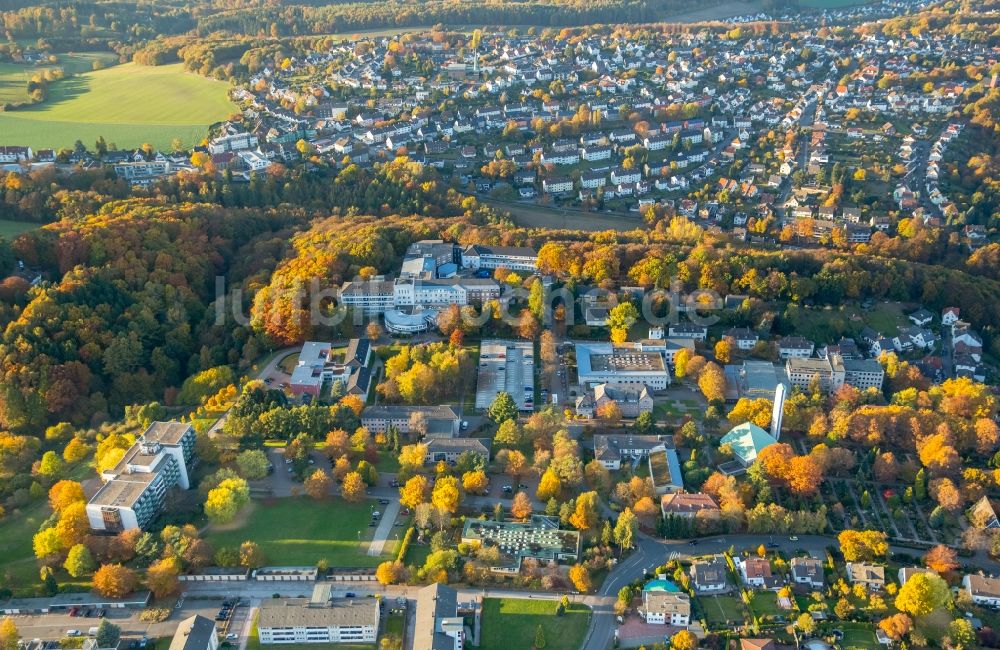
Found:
[205,497,390,568]
[0,220,40,240]
[0,62,235,150]
[479,598,591,650]
[0,52,118,105]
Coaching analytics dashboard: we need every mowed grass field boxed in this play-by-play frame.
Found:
[0,220,40,240]
[0,499,50,585]
[479,599,591,650]
[205,497,389,568]
[0,62,235,150]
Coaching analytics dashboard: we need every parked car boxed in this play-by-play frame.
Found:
[66,631,80,638]
[226,635,238,641]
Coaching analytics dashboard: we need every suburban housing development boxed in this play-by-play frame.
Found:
[0,1,999,650]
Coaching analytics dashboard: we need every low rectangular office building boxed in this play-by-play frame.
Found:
[843,358,885,391]
[576,342,670,390]
[257,598,379,645]
[361,405,460,437]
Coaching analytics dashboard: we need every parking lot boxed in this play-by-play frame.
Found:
[13,609,154,643]
[475,340,535,411]
[254,447,331,498]
[210,598,250,643]
[7,596,254,646]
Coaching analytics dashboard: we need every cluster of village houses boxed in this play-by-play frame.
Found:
[1,0,992,254]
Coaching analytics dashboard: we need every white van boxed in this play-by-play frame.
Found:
[66,631,80,637]
[88,628,99,637]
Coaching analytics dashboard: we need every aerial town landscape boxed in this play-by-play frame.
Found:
[0,0,998,649]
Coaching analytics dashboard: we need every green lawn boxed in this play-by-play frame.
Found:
[0,499,51,585]
[862,303,907,337]
[699,595,745,627]
[205,497,388,568]
[278,353,301,374]
[0,220,40,240]
[380,614,405,648]
[479,598,590,650]
[0,62,235,150]
[748,591,785,618]
[374,451,400,474]
[653,400,703,422]
[838,623,880,650]
[779,302,907,343]
[403,540,431,567]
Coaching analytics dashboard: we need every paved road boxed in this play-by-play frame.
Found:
[172,532,836,650]
[368,499,401,556]
[579,530,1000,650]
[9,598,237,644]
[236,606,257,650]
[206,347,300,439]
[122,529,999,650]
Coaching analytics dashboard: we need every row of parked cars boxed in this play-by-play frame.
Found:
[215,600,241,621]
[68,607,105,618]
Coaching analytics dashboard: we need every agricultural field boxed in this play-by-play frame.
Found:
[479,598,591,650]
[205,497,389,568]
[0,52,118,105]
[0,62,235,150]
[484,197,645,232]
